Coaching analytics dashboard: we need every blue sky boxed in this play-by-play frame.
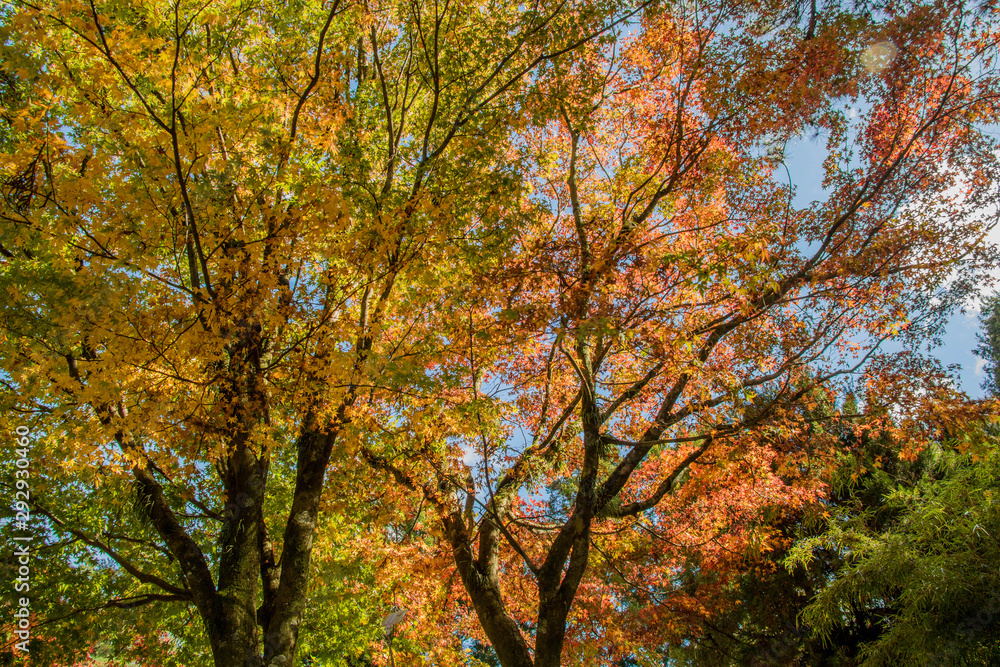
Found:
[782,135,992,399]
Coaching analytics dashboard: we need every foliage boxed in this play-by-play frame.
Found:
[0,0,630,663]
[668,387,1000,667]
[975,294,1000,397]
[661,390,858,667]
[1,0,999,665]
[356,0,1000,665]
[788,421,1000,666]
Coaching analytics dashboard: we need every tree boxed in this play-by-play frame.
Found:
[788,408,1000,666]
[3,1,999,666]
[0,0,638,664]
[975,294,1000,397]
[355,1,1000,665]
[660,389,861,667]
[663,385,983,667]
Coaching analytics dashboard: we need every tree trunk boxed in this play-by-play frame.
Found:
[205,596,263,667]
[263,427,339,667]
[444,513,535,667]
[209,447,267,666]
[533,594,572,667]
[130,451,266,667]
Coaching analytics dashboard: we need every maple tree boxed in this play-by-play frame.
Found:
[1,0,999,666]
[354,1,1000,666]
[0,0,640,664]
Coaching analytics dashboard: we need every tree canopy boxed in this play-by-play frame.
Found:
[1,0,999,665]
